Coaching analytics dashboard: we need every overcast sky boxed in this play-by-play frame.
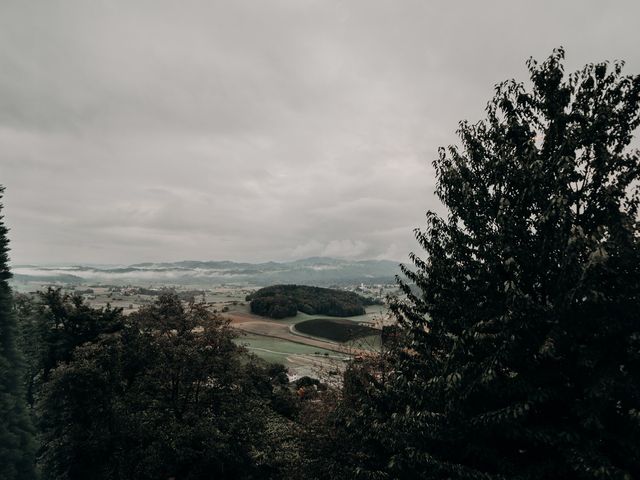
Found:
[1,0,639,265]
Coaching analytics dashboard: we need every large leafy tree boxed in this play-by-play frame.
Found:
[0,186,36,480]
[15,288,123,408]
[38,293,299,480]
[336,49,640,479]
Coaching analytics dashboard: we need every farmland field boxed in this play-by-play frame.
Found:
[234,333,349,379]
[13,278,392,379]
[235,333,344,361]
[293,318,379,343]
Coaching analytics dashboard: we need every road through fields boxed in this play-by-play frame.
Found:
[225,312,369,356]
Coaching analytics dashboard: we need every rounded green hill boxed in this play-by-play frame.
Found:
[246,284,380,319]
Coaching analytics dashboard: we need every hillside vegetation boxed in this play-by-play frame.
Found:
[246,284,379,319]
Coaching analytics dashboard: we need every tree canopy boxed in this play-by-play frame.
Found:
[35,293,302,480]
[331,48,640,479]
[247,284,378,319]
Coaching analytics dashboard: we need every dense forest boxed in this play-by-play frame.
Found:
[2,51,640,479]
[246,284,380,319]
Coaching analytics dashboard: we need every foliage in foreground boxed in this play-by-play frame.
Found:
[15,287,123,409]
[17,292,301,480]
[326,49,640,479]
[0,186,37,480]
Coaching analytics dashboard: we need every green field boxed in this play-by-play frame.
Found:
[233,333,346,365]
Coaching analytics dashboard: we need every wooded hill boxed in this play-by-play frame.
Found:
[246,284,380,319]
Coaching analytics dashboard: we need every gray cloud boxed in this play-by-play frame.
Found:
[1,0,639,264]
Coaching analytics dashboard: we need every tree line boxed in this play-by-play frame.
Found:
[1,49,639,479]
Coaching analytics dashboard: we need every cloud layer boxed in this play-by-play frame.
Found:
[2,0,639,264]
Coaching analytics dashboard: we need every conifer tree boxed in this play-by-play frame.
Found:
[0,186,37,480]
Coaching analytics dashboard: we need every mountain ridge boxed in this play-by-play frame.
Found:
[11,257,402,287]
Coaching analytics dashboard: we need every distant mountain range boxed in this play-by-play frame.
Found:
[11,257,402,287]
